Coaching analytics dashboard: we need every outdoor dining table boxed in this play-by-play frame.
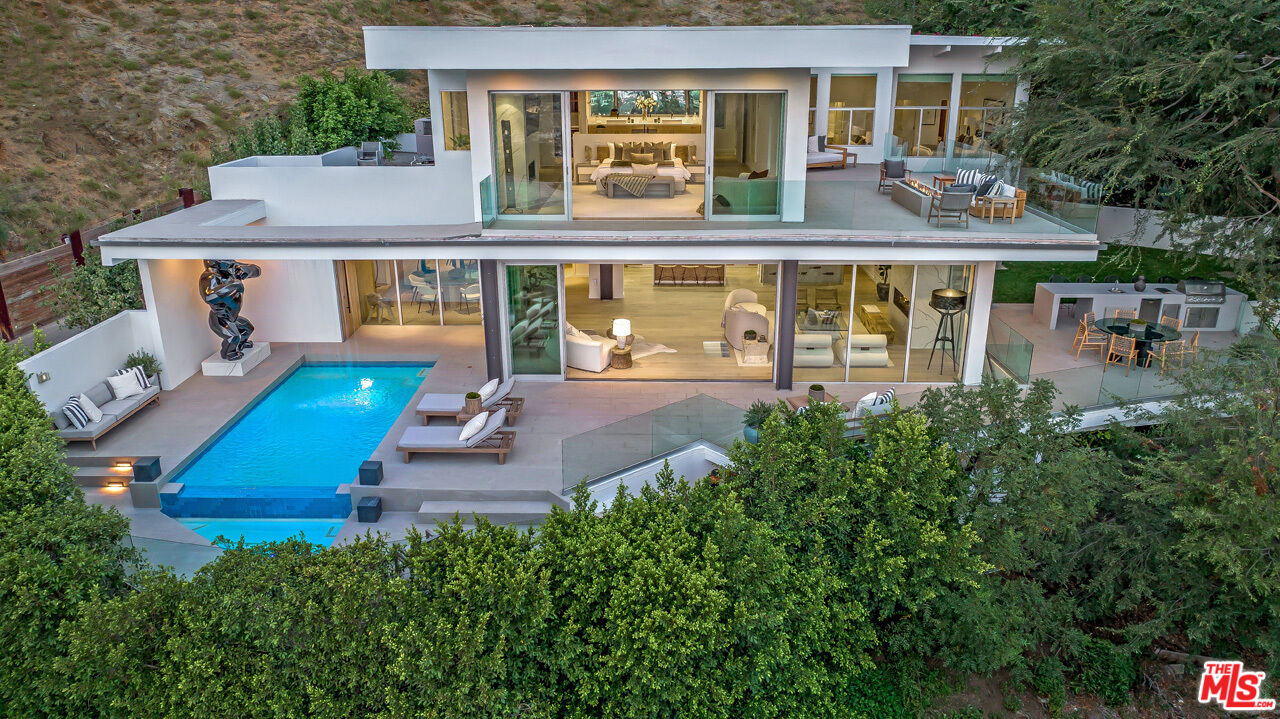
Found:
[1092,318,1182,365]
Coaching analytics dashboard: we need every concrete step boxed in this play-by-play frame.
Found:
[72,464,133,488]
[65,455,140,468]
[417,500,554,526]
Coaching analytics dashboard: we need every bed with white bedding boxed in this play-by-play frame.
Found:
[591,158,692,194]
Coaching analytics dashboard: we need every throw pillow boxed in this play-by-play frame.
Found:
[607,142,616,160]
[999,182,1019,198]
[975,177,998,197]
[658,159,676,167]
[117,365,150,389]
[630,152,654,165]
[747,169,769,180]
[107,372,143,400]
[477,378,500,403]
[871,387,895,406]
[807,136,819,153]
[633,163,658,177]
[458,411,489,442]
[78,393,103,423]
[565,322,586,338]
[63,396,90,429]
[614,143,629,161]
[853,391,877,417]
[674,145,689,163]
[986,180,1006,197]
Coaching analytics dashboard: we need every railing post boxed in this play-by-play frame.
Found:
[67,230,85,266]
[179,187,196,208]
[0,275,14,341]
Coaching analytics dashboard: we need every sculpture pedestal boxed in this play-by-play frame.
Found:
[202,342,271,377]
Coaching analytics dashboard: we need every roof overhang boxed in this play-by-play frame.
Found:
[363,25,914,70]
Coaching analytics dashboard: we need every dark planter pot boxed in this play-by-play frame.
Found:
[743,426,760,444]
[876,283,890,302]
[1133,276,1147,292]
[809,385,825,401]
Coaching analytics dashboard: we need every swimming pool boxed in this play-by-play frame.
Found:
[162,362,430,523]
[179,518,344,546]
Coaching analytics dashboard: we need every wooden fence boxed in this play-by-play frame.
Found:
[0,189,199,340]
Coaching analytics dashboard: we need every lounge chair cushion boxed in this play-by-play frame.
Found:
[477,378,500,402]
[107,372,143,400]
[398,426,468,449]
[459,411,489,442]
[59,414,121,440]
[416,393,466,414]
[484,378,515,408]
[85,382,113,407]
[467,409,507,447]
[852,391,877,417]
[98,386,159,416]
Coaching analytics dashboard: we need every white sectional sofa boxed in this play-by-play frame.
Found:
[566,331,616,373]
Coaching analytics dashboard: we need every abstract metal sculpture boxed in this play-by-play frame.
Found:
[199,260,261,361]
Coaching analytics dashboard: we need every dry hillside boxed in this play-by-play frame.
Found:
[0,0,868,259]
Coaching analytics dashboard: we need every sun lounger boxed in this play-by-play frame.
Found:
[415,377,524,425]
[396,408,515,464]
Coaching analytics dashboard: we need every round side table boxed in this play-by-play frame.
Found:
[610,347,633,369]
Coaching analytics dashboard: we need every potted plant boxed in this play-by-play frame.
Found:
[124,349,161,384]
[464,391,482,414]
[809,383,826,401]
[742,399,774,444]
[743,329,758,342]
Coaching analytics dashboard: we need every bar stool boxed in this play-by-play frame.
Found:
[681,264,703,285]
[654,264,678,285]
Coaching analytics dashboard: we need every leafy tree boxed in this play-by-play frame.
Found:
[43,250,143,330]
[293,68,413,154]
[0,340,133,715]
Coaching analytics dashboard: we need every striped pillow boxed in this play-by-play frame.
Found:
[62,395,90,429]
[117,365,150,389]
[871,387,895,406]
[955,168,983,187]
[986,180,1006,197]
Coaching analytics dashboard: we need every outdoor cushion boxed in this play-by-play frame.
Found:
[50,410,71,430]
[416,393,467,414]
[484,378,515,408]
[59,414,121,439]
[97,387,158,416]
[107,372,143,400]
[477,378,500,402]
[397,426,467,449]
[458,412,489,442]
[807,151,843,164]
[852,391,878,417]
[62,397,90,429]
[807,136,820,153]
[466,409,507,447]
[85,382,113,407]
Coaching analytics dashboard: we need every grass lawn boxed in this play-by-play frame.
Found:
[993,245,1236,303]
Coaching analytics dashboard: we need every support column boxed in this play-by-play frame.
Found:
[814,71,832,140]
[774,260,798,391]
[945,71,963,164]
[479,260,505,380]
[961,261,997,385]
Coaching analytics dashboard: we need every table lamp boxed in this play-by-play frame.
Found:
[612,318,632,350]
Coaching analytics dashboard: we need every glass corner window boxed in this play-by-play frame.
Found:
[440,91,471,151]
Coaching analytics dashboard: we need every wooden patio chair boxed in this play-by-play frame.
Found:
[1073,312,1107,360]
[1147,338,1186,376]
[396,408,516,464]
[1110,308,1137,319]
[1159,314,1182,331]
[1104,334,1140,376]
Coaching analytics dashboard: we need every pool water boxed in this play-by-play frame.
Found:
[179,518,344,546]
[162,362,429,523]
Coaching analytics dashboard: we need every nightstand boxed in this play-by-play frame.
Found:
[687,164,706,183]
[575,163,598,185]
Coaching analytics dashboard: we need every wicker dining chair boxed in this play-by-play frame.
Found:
[1147,338,1186,376]
[1110,308,1137,319]
[1104,334,1140,375]
[1159,314,1182,331]
[1073,312,1108,360]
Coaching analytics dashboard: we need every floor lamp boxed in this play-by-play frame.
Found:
[927,288,968,375]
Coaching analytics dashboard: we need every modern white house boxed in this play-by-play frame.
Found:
[96,25,1103,393]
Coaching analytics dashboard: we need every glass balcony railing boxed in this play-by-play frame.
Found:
[124,534,224,577]
[985,315,1035,384]
[561,394,745,493]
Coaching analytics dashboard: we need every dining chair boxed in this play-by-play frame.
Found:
[407,274,438,314]
[1187,331,1200,362]
[460,283,482,314]
[1104,334,1139,375]
[1048,274,1068,283]
[1147,338,1186,376]
[814,287,842,311]
[1073,312,1107,360]
[1110,308,1137,319]
[1159,314,1182,331]
[1075,274,1093,283]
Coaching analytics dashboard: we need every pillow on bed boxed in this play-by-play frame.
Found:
[596,145,611,161]
[632,163,658,177]
[658,159,676,167]
[673,145,690,162]
[630,152,654,165]
[459,411,489,442]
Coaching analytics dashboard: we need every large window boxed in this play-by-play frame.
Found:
[893,74,952,157]
[955,74,1017,158]
[827,75,876,146]
[491,92,565,216]
[440,91,470,151]
[588,90,701,117]
[344,260,482,329]
[908,264,974,382]
[711,92,784,217]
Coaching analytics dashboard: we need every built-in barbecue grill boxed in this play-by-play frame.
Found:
[1177,279,1227,305]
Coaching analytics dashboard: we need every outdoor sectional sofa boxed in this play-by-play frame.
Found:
[51,374,160,450]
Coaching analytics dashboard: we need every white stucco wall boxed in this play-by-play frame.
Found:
[208,157,476,226]
[244,259,343,343]
[17,310,158,410]
[138,259,220,390]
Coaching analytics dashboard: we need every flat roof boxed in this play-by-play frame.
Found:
[363,25,917,70]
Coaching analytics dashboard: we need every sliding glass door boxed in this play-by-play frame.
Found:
[490,92,567,217]
[709,91,784,218]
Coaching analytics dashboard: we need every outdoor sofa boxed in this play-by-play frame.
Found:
[51,373,160,450]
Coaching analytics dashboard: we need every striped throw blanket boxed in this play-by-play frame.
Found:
[609,174,653,197]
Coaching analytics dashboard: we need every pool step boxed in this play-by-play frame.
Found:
[66,456,138,487]
[417,500,555,526]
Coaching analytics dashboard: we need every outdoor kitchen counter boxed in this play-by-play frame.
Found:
[1032,282,1246,331]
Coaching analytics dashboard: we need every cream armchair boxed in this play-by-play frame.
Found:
[566,331,616,373]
